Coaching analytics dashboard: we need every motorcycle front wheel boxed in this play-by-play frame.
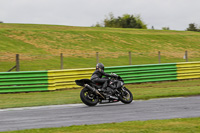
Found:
[119,87,133,104]
[80,88,99,106]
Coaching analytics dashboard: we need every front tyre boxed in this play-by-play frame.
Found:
[119,87,133,104]
[80,88,99,106]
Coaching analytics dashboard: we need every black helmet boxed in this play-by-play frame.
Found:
[96,63,104,71]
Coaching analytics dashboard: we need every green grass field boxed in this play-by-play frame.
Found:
[0,23,200,72]
[2,117,200,133]
[1,24,200,133]
[0,79,200,109]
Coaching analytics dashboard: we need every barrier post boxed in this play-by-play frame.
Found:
[60,53,63,69]
[96,52,99,64]
[185,51,188,62]
[129,51,132,65]
[16,54,20,71]
[158,51,161,64]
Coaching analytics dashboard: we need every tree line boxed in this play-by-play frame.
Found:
[93,13,200,32]
[1,14,199,32]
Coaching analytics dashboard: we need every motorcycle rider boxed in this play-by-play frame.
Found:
[91,63,117,93]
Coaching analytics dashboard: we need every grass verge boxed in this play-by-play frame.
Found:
[0,23,200,72]
[2,117,200,133]
[0,79,200,109]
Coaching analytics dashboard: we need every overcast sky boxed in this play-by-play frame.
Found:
[0,0,200,30]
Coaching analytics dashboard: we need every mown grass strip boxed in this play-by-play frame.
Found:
[2,117,200,133]
[0,79,200,109]
[1,23,200,72]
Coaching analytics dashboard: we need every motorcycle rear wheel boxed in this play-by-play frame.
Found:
[119,87,133,104]
[80,88,99,106]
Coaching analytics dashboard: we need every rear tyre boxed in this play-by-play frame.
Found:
[119,87,133,104]
[80,88,99,106]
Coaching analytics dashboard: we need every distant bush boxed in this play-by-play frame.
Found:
[92,22,103,27]
[94,13,147,29]
[186,23,200,32]
[162,27,170,30]
[0,21,3,23]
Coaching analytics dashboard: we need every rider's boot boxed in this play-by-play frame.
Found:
[100,81,108,92]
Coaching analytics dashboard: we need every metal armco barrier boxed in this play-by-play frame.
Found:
[0,71,48,93]
[176,62,200,79]
[104,63,178,83]
[48,68,95,90]
[0,61,199,93]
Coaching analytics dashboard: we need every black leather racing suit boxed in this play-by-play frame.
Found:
[90,70,112,90]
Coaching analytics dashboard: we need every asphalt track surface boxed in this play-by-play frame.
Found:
[0,96,200,132]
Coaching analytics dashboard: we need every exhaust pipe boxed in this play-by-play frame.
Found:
[84,84,105,99]
[109,96,118,100]
[84,84,96,92]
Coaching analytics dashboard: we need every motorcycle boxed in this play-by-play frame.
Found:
[75,73,133,106]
